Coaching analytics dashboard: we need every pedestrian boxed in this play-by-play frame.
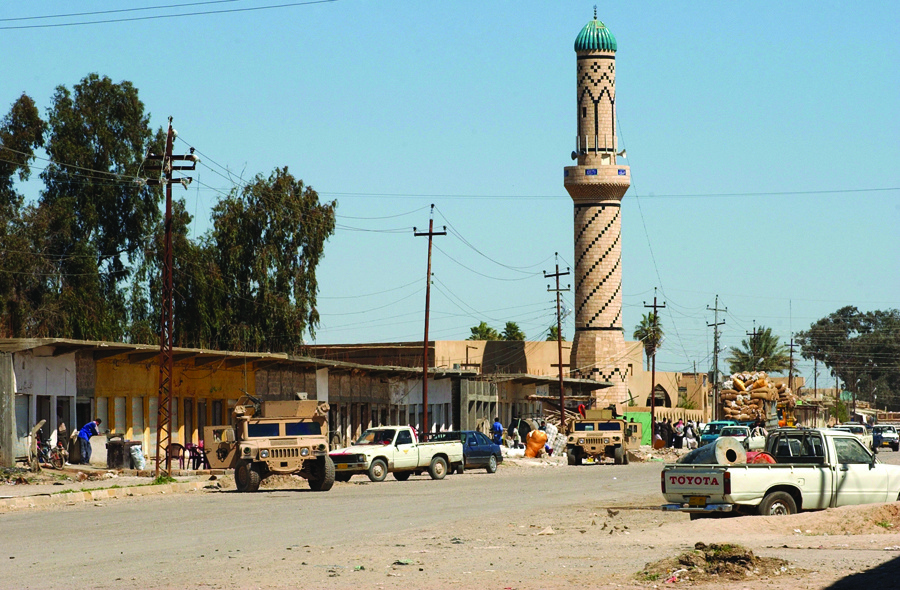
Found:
[684,420,698,450]
[539,420,546,431]
[491,416,504,446]
[663,419,673,447]
[673,419,685,449]
[77,418,102,465]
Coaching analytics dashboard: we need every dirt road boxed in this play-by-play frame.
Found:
[2,456,899,589]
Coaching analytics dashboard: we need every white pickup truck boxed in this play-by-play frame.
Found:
[329,426,464,482]
[661,428,900,517]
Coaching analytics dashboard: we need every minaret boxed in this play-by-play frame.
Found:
[564,10,630,406]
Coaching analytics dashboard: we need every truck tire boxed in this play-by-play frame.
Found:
[429,456,448,480]
[566,449,581,466]
[614,446,625,465]
[308,455,335,492]
[393,471,411,481]
[367,458,388,482]
[454,463,465,475]
[235,460,261,492]
[759,491,797,516]
[893,443,899,452]
[486,454,498,474]
[335,473,351,482]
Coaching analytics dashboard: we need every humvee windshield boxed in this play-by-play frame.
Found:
[355,429,395,445]
[247,421,322,438]
[574,422,621,432]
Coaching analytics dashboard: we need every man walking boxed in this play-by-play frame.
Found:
[77,418,102,465]
[491,417,504,446]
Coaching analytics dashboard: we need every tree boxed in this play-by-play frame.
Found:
[725,326,790,374]
[502,321,525,341]
[467,322,500,341]
[38,73,161,340]
[202,167,336,352]
[546,324,564,341]
[797,306,900,410]
[633,312,663,371]
[0,93,47,336]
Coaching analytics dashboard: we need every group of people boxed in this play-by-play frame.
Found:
[653,417,699,450]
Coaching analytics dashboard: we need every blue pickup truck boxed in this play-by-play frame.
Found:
[430,430,503,474]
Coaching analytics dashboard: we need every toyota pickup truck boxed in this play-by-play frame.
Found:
[661,428,900,517]
[329,426,463,482]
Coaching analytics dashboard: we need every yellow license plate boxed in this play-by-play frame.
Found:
[688,496,707,507]
[337,464,348,469]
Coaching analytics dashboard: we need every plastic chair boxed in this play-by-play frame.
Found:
[166,443,186,470]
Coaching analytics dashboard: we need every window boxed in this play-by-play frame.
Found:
[574,423,595,432]
[581,106,587,118]
[396,430,413,445]
[285,421,322,436]
[467,433,477,446]
[834,437,871,464]
[476,432,492,445]
[247,423,280,438]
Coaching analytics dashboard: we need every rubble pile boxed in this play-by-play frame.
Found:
[640,542,794,583]
[719,372,796,421]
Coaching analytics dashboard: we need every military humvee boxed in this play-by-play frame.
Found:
[566,409,642,466]
[204,393,334,492]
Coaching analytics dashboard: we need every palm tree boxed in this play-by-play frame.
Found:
[467,322,500,341]
[633,312,664,371]
[726,326,790,374]
[546,324,563,341]
[502,321,526,341]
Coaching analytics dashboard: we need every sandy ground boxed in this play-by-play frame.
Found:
[4,448,900,589]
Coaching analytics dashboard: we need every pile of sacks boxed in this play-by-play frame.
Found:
[719,372,795,421]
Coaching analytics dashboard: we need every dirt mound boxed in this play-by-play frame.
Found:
[639,542,798,584]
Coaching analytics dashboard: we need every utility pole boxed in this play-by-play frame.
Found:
[413,205,445,441]
[144,117,197,476]
[787,336,799,393]
[544,254,570,433]
[707,295,726,421]
[643,288,666,427]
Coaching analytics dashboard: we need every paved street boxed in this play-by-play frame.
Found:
[0,461,665,589]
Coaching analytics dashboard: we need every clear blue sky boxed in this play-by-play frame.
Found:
[2,1,898,388]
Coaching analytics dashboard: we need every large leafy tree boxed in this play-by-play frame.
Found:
[38,73,161,340]
[501,321,525,341]
[726,325,790,374]
[467,322,500,341]
[546,324,564,341]
[203,167,335,352]
[797,306,900,409]
[0,94,47,336]
[633,312,663,371]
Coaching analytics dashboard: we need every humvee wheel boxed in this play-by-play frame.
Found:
[367,458,388,482]
[308,455,335,491]
[428,456,448,480]
[393,471,411,481]
[486,454,498,474]
[613,447,625,465]
[566,449,580,466]
[235,460,261,492]
[335,473,351,482]
[622,449,630,465]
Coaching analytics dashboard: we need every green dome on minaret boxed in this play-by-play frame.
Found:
[574,9,617,52]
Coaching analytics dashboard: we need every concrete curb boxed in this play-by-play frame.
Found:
[0,481,207,513]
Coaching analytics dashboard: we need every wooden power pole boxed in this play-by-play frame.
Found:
[413,205,445,440]
[544,254,570,433]
[644,290,666,427]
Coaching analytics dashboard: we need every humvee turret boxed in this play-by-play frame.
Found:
[566,409,642,466]
[203,393,334,492]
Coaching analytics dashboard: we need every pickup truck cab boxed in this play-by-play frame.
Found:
[329,426,463,482]
[699,420,738,446]
[661,428,900,517]
[834,424,873,450]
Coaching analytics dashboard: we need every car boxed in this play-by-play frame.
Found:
[718,425,751,446]
[429,430,503,473]
[873,425,900,451]
[699,420,739,446]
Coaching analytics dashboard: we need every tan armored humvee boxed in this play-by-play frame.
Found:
[566,409,642,466]
[203,393,334,492]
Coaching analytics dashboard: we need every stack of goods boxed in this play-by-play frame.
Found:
[718,372,795,421]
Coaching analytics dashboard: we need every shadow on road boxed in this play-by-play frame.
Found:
[825,554,900,588]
